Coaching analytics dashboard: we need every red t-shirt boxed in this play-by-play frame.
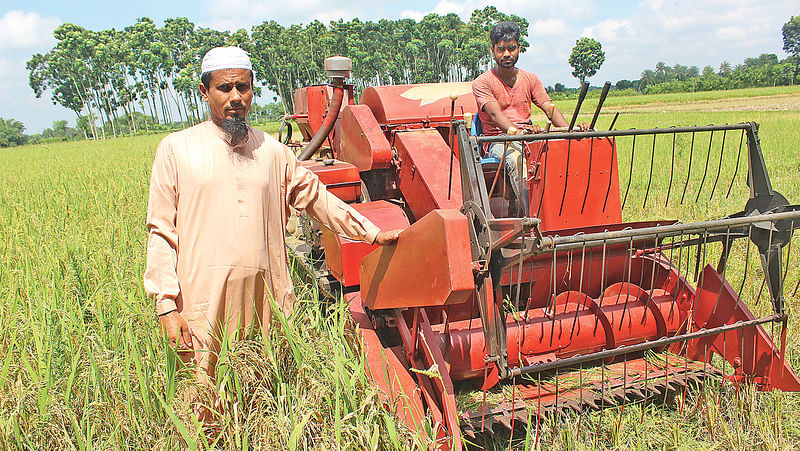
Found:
[472,68,552,136]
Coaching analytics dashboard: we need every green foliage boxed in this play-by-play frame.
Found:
[783,15,800,57]
[615,79,634,90]
[25,12,800,145]
[632,54,797,95]
[568,37,605,84]
[0,117,27,147]
[29,10,527,136]
[644,61,796,94]
[29,120,81,144]
[248,102,285,123]
[784,15,800,84]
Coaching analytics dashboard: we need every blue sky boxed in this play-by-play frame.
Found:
[0,0,796,133]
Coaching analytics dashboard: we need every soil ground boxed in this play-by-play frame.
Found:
[613,92,800,113]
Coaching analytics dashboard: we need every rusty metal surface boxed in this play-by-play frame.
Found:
[288,76,800,451]
[689,266,800,390]
[347,295,427,430]
[527,137,622,232]
[292,84,354,141]
[300,158,361,203]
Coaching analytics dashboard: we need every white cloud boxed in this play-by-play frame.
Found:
[432,1,467,16]
[533,0,799,86]
[400,9,425,21]
[0,11,69,132]
[531,19,570,38]
[0,58,9,81]
[0,10,60,52]
[199,0,387,30]
[715,25,745,41]
[581,18,635,42]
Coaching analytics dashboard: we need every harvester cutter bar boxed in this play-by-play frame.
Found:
[460,354,719,436]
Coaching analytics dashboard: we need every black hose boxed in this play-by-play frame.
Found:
[278,120,293,145]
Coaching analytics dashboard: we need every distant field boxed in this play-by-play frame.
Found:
[556,85,800,110]
[1,88,800,449]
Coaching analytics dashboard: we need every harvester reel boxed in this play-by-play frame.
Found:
[736,192,799,313]
[461,200,491,263]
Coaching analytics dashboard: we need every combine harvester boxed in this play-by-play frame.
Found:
[286,57,800,449]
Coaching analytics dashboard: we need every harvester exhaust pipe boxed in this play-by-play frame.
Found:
[589,81,612,130]
[298,56,352,160]
[568,81,589,131]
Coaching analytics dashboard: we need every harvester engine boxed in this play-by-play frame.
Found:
[287,57,800,449]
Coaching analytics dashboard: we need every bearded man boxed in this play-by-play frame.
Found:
[472,21,583,214]
[144,46,398,375]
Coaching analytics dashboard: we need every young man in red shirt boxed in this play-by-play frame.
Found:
[472,21,580,215]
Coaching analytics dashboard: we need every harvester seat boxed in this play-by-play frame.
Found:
[473,113,528,217]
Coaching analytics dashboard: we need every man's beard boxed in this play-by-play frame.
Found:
[497,55,517,68]
[221,116,249,145]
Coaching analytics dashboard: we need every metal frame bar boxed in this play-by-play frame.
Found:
[535,211,800,253]
[476,123,754,143]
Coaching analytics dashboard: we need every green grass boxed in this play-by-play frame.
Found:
[1,91,800,449]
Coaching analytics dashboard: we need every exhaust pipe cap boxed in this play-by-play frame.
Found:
[324,56,352,80]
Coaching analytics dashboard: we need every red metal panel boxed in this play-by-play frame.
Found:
[527,137,622,232]
[322,201,409,287]
[347,294,426,429]
[360,82,478,126]
[300,159,361,203]
[360,209,474,309]
[292,85,354,141]
[395,129,462,220]
[688,266,800,391]
[337,104,392,171]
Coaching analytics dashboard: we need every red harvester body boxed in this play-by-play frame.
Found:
[288,74,800,449]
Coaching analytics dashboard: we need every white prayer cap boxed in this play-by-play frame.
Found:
[201,46,252,74]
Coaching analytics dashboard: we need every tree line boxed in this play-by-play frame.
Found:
[608,53,796,95]
[605,16,800,95]
[26,7,527,140]
[13,12,799,147]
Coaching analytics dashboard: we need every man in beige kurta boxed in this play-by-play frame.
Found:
[144,47,395,374]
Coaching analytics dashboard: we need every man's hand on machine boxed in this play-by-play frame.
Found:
[519,124,542,134]
[375,229,402,246]
[514,123,590,135]
[573,122,590,132]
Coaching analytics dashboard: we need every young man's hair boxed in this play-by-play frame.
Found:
[490,21,521,47]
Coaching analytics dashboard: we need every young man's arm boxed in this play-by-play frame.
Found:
[481,101,518,134]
